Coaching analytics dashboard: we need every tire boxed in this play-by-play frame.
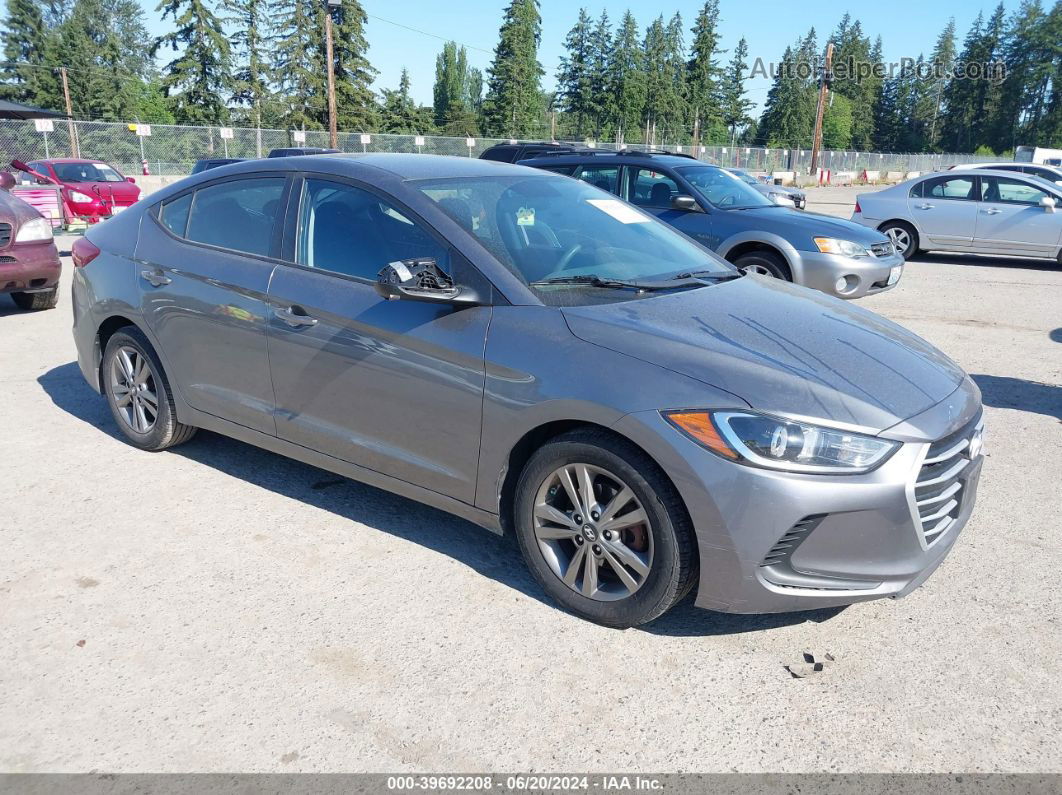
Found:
[513,429,697,628]
[733,250,792,280]
[101,326,197,451]
[11,286,59,311]
[879,221,920,261]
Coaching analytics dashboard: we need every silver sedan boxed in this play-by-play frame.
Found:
[851,169,1062,261]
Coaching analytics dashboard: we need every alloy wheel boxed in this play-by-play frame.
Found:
[739,262,775,277]
[885,226,911,256]
[109,346,159,434]
[532,463,654,601]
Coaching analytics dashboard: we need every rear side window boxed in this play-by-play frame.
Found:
[184,178,285,256]
[480,147,517,163]
[160,193,192,236]
[574,165,621,194]
[921,176,976,200]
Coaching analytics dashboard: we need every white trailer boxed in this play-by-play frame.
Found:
[1015,146,1062,166]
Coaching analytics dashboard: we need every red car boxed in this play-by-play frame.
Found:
[24,158,141,223]
[0,172,61,310]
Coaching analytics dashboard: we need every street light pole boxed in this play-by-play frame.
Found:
[324,0,340,149]
[809,42,834,178]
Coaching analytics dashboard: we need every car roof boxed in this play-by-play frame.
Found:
[39,158,107,164]
[519,152,707,168]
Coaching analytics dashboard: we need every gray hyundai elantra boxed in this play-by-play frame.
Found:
[70,154,984,627]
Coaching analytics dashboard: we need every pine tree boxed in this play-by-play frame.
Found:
[223,0,272,127]
[0,0,61,106]
[686,0,723,145]
[829,16,880,150]
[329,0,378,131]
[642,14,686,142]
[153,0,232,124]
[586,10,613,138]
[720,37,754,145]
[609,10,645,143]
[433,42,478,135]
[757,30,817,148]
[380,68,430,134]
[913,18,956,150]
[269,0,321,129]
[482,0,544,138]
[556,8,593,137]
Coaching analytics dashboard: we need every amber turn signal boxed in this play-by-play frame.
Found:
[663,410,739,459]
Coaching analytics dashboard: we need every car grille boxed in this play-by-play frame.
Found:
[0,222,11,247]
[870,241,895,257]
[912,413,984,547]
[760,515,824,569]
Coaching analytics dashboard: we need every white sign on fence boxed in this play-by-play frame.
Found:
[292,130,306,143]
[465,138,476,147]
[34,119,54,133]
[136,124,152,137]
[219,127,234,139]
[360,134,372,145]
[414,135,424,146]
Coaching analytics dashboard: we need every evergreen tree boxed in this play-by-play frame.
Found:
[912,18,956,150]
[328,0,377,130]
[587,10,613,138]
[223,0,273,127]
[829,16,880,150]
[0,0,60,106]
[822,93,853,149]
[757,30,817,148]
[642,14,686,142]
[433,42,478,135]
[380,68,431,133]
[269,0,321,129]
[686,0,723,144]
[483,0,544,137]
[720,37,754,145]
[153,0,232,124]
[608,10,645,143]
[556,8,593,137]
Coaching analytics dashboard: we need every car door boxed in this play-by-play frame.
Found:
[136,173,290,435]
[973,174,1062,256]
[623,166,715,248]
[265,174,490,504]
[908,175,979,248]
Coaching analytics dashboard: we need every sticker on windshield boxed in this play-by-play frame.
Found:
[586,198,651,224]
[516,206,535,226]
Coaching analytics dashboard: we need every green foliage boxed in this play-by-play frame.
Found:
[609,10,646,143]
[822,93,852,149]
[483,0,544,137]
[686,0,723,143]
[153,0,232,124]
[720,37,754,144]
[380,67,432,134]
[556,8,593,137]
[0,0,61,107]
[433,41,478,134]
[757,30,818,148]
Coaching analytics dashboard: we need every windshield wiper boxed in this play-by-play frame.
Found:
[669,270,744,282]
[529,274,705,292]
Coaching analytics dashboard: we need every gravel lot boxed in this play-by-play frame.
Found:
[1,188,1060,773]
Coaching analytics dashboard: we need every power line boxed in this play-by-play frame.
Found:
[365,14,494,56]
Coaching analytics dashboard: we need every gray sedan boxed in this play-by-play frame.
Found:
[726,167,807,209]
[71,154,983,627]
[852,168,1062,261]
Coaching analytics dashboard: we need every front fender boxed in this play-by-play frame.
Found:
[716,230,806,283]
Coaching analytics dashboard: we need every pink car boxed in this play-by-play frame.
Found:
[0,172,61,310]
[24,158,141,224]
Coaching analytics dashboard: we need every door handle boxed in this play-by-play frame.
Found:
[274,306,318,327]
[918,203,935,210]
[982,207,1001,215]
[140,269,171,287]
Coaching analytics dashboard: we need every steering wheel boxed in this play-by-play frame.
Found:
[555,243,583,272]
[718,193,737,207]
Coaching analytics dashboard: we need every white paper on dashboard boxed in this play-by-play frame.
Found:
[586,199,651,224]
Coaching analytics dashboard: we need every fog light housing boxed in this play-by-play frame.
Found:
[835,274,859,294]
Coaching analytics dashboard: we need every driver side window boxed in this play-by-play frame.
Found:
[628,168,679,208]
[295,178,447,281]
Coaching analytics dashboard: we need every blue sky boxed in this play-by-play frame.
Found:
[139,0,1022,115]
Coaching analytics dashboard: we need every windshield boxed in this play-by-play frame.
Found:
[417,175,734,304]
[53,163,125,183]
[727,169,760,186]
[679,166,774,209]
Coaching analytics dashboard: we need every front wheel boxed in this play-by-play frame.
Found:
[879,221,919,261]
[102,327,197,451]
[514,430,697,628]
[733,250,792,280]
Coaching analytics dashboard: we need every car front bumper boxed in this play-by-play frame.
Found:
[795,249,905,298]
[0,240,62,294]
[612,379,984,614]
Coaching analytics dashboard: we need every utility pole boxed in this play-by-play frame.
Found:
[324,0,340,149]
[59,67,79,158]
[809,42,834,177]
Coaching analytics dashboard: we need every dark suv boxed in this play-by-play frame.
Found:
[479,141,578,163]
[519,150,903,299]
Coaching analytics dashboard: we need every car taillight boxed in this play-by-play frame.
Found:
[854,200,862,214]
[71,237,100,268]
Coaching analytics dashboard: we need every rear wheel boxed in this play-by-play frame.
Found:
[11,286,59,310]
[102,327,197,451]
[514,430,697,628]
[733,250,792,280]
[879,221,919,260]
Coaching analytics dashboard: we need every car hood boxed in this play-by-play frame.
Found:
[562,276,966,432]
[64,181,140,201]
[724,206,887,247]
[755,184,804,198]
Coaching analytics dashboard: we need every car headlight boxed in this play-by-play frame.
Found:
[813,237,868,257]
[68,190,93,203]
[663,410,899,474]
[768,192,794,204]
[14,216,53,243]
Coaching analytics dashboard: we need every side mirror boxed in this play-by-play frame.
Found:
[1040,196,1056,213]
[126,176,136,183]
[374,258,482,305]
[671,194,702,212]
[0,172,14,190]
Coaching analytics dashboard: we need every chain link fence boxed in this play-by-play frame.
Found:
[0,118,1003,179]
